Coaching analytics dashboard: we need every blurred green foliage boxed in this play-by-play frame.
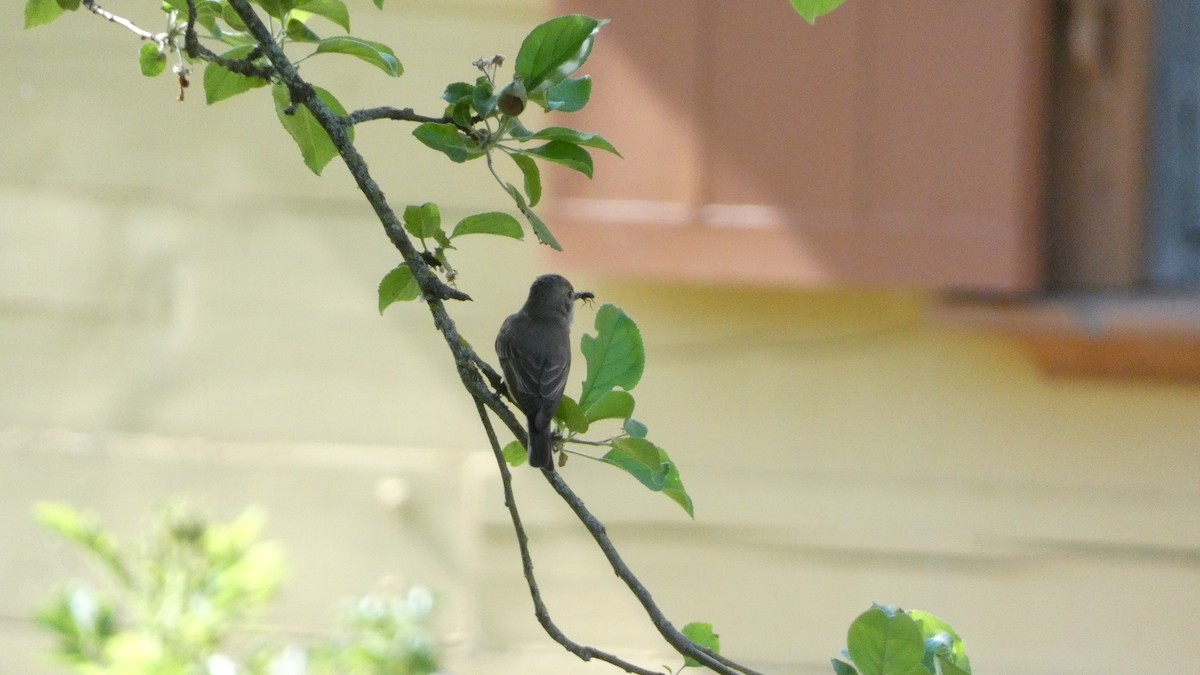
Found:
[35,502,440,675]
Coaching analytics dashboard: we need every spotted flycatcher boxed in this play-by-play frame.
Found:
[495,274,579,470]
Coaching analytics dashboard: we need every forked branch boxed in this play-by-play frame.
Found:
[84,1,761,671]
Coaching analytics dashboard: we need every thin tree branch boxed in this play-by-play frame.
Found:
[345,106,452,126]
[220,1,758,672]
[82,0,163,42]
[472,399,663,675]
[544,473,762,675]
[469,350,509,399]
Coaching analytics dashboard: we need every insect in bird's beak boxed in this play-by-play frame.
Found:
[573,291,595,306]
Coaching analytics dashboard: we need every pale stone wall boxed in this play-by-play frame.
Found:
[2,3,1199,675]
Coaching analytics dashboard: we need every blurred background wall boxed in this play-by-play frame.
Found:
[2,1,1198,674]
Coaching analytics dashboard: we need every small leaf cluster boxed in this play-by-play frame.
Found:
[35,501,288,672]
[308,586,440,675]
[833,605,972,675]
[34,501,441,675]
[378,14,620,308]
[412,15,620,251]
[192,0,401,100]
[25,0,401,174]
[503,304,694,518]
[376,204,523,312]
[192,0,400,174]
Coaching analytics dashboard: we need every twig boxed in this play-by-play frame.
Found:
[82,0,163,42]
[346,106,452,126]
[545,473,762,675]
[469,349,508,397]
[472,400,663,675]
[565,436,623,447]
[183,0,273,80]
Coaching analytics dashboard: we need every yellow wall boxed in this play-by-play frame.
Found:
[2,3,1198,675]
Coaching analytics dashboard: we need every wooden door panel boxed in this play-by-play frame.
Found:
[548,1,1049,292]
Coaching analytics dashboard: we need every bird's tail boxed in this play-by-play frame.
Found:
[528,420,554,470]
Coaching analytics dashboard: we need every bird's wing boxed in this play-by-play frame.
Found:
[496,321,570,427]
[528,349,569,431]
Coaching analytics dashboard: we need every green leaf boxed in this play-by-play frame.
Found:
[55,0,80,9]
[432,228,453,249]
[442,81,474,104]
[403,202,441,240]
[509,152,542,207]
[472,81,496,117]
[585,390,634,423]
[35,501,90,543]
[291,0,350,32]
[285,18,321,43]
[272,83,350,174]
[515,14,606,92]
[847,608,927,675]
[24,0,66,28]
[682,622,720,668]
[659,448,694,518]
[255,0,294,20]
[180,0,222,32]
[451,212,523,240]
[507,118,536,140]
[529,126,619,156]
[501,182,561,249]
[222,2,248,31]
[522,204,559,250]
[602,438,667,489]
[377,263,420,313]
[412,122,483,163]
[256,0,292,20]
[623,418,647,439]
[501,440,527,467]
[34,502,134,586]
[446,100,473,128]
[203,45,269,104]
[314,36,402,76]
[209,504,268,552]
[544,76,592,112]
[37,584,119,659]
[922,633,953,671]
[789,0,848,24]
[200,18,226,38]
[165,0,217,16]
[909,610,970,673]
[936,656,970,675]
[579,304,644,410]
[138,43,166,77]
[555,395,588,434]
[525,141,593,178]
[602,440,691,516]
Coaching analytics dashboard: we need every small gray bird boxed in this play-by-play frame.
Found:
[495,274,579,470]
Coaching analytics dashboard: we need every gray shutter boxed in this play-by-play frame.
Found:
[1149,0,1200,287]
